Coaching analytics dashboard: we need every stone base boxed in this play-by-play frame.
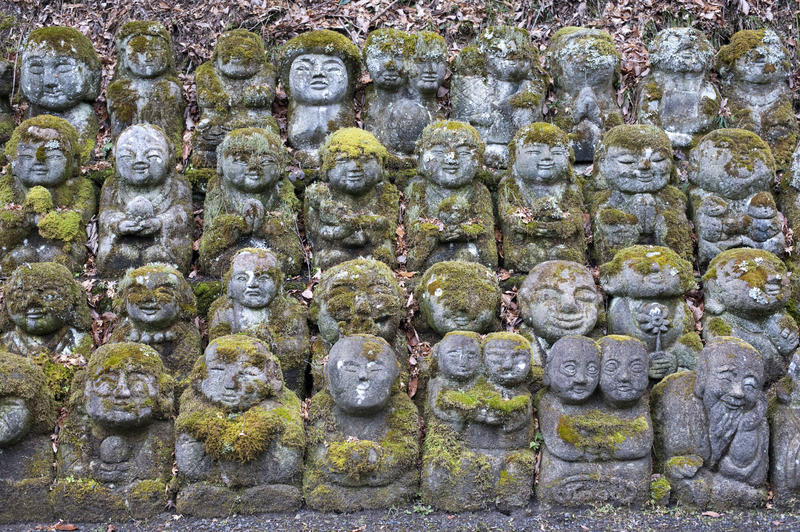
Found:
[304,470,418,512]
[51,478,167,521]
[177,482,302,517]
[668,471,767,509]
[0,435,54,523]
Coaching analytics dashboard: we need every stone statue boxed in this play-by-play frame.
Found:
[109,264,202,383]
[546,27,623,163]
[199,127,303,277]
[304,128,400,270]
[0,115,96,274]
[304,334,419,511]
[422,332,536,511]
[405,120,497,271]
[0,351,57,523]
[401,31,448,155]
[0,59,14,147]
[651,337,769,508]
[192,29,278,168]
[451,25,546,169]
[97,124,193,276]
[637,28,720,149]
[20,26,101,161]
[279,29,361,166]
[53,342,175,520]
[769,351,800,505]
[702,248,797,385]
[600,245,701,381]
[176,335,305,516]
[208,248,309,394]
[498,122,587,271]
[717,29,798,169]
[537,335,653,507]
[688,128,784,267]
[590,125,693,264]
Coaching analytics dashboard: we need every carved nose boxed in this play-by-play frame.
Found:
[640,159,651,169]
[223,370,238,389]
[115,373,131,398]
[561,295,578,312]
[574,367,588,384]
[729,382,744,398]
[246,272,258,287]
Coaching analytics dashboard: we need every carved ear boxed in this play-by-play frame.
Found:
[703,281,725,315]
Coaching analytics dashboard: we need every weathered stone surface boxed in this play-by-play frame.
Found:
[600,245,701,381]
[651,337,769,508]
[208,248,309,395]
[304,334,419,511]
[498,122,586,271]
[689,128,784,267]
[176,335,304,516]
[637,28,720,149]
[305,128,399,270]
[0,116,96,274]
[451,26,546,169]
[97,124,193,276]
[53,343,174,521]
[0,59,13,147]
[769,352,800,506]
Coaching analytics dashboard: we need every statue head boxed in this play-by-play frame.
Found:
[213,29,270,80]
[483,332,532,387]
[224,248,282,310]
[433,331,482,382]
[217,127,286,194]
[547,27,620,90]
[417,120,484,188]
[518,261,602,344]
[117,264,196,330]
[718,29,790,85]
[476,26,535,82]
[321,128,388,195]
[649,27,715,74]
[600,245,695,298]
[6,115,81,190]
[417,261,501,336]
[21,26,101,111]
[115,124,172,189]
[509,122,574,185]
[598,335,649,407]
[596,125,673,193]
[695,336,764,414]
[114,21,175,80]
[544,335,600,404]
[0,351,55,446]
[363,29,413,91]
[407,31,447,95]
[324,334,400,416]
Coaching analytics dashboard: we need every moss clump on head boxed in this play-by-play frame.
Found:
[416,260,501,318]
[5,114,80,167]
[599,245,695,293]
[4,262,92,329]
[0,350,56,433]
[320,127,388,172]
[279,29,361,94]
[703,247,787,291]
[411,31,447,61]
[363,28,414,61]
[508,122,572,164]
[216,127,285,168]
[477,25,538,63]
[113,21,175,78]
[451,45,486,76]
[596,124,673,162]
[213,29,269,66]
[416,120,485,158]
[716,29,769,70]
[693,128,775,176]
[203,334,276,371]
[23,26,100,85]
[116,263,197,320]
[649,28,714,71]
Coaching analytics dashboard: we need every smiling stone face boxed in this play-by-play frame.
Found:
[598,336,649,407]
[115,124,171,188]
[124,272,181,329]
[321,128,388,195]
[698,337,763,414]
[417,121,484,189]
[5,262,83,336]
[226,248,280,309]
[218,128,284,194]
[289,53,349,105]
[483,333,532,387]
[704,248,790,316]
[407,32,447,96]
[545,336,600,404]
[512,139,571,185]
[600,245,694,299]
[598,126,673,194]
[9,117,79,190]
[364,29,409,91]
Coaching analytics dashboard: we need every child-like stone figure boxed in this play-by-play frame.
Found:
[176,335,305,516]
[0,351,57,523]
[546,27,623,163]
[106,21,185,150]
[304,334,419,511]
[97,124,193,276]
[498,122,587,271]
[53,343,175,520]
[537,335,653,507]
[717,29,798,169]
[600,245,701,381]
[208,248,309,395]
[688,128,784,267]
[637,28,720,150]
[422,332,536,511]
[405,120,497,271]
[451,25,546,169]
[193,29,278,168]
[20,26,101,161]
[200,128,303,277]
[651,337,769,508]
[109,264,201,383]
[304,128,399,270]
[590,125,693,264]
[402,31,448,155]
[769,351,800,505]
[702,248,798,385]
[279,30,361,166]
[0,115,96,274]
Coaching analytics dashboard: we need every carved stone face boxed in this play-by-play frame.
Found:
[227,251,278,309]
[21,51,90,110]
[124,35,170,79]
[420,142,479,188]
[690,138,773,199]
[732,41,786,85]
[706,253,790,315]
[555,36,617,89]
[85,368,158,428]
[601,247,689,298]
[435,332,481,382]
[700,341,763,413]
[420,266,499,336]
[216,34,262,79]
[599,337,649,406]
[220,145,281,194]
[6,277,66,335]
[115,125,170,188]
[0,397,33,446]
[513,141,570,185]
[289,53,348,104]
[13,137,69,188]
[484,38,529,81]
[125,272,181,329]
[601,145,671,193]
[546,336,600,404]
[201,342,269,411]
[408,56,446,94]
[365,48,406,90]
[328,153,382,195]
[650,28,713,74]
[325,335,398,415]
[484,336,531,387]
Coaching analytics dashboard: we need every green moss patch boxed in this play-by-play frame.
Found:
[556,409,649,452]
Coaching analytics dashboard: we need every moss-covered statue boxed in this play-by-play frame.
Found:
[304,334,419,511]
[52,343,175,521]
[106,21,185,150]
[175,335,305,516]
[0,115,96,274]
[688,128,784,267]
[498,123,586,271]
[637,28,720,150]
[109,264,201,384]
[702,248,797,385]
[600,246,701,382]
[0,262,92,401]
[402,31,448,155]
[651,337,769,508]
[97,123,193,276]
[590,125,692,264]
[208,248,309,394]
[451,26,546,170]
[537,335,653,507]
[546,27,623,163]
[405,120,497,271]
[0,351,57,523]
[0,59,14,147]
[20,26,100,161]
[192,29,278,168]
[769,352,800,506]
[422,332,536,511]
[717,29,798,169]
[200,127,303,277]
[279,29,360,166]
[305,128,399,270]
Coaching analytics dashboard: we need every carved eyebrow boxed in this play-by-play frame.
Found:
[323,59,343,66]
